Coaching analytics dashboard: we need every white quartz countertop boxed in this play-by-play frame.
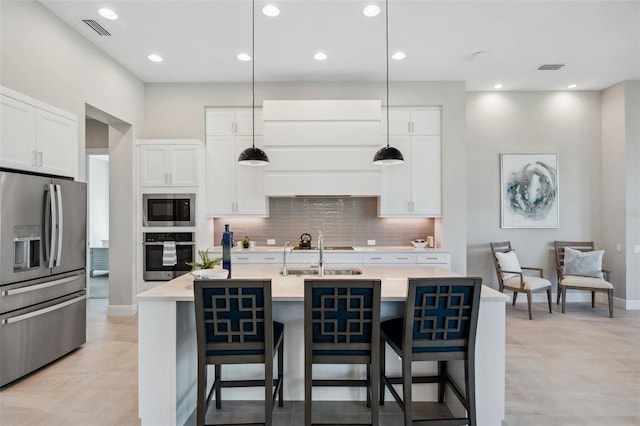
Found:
[209,246,451,254]
[136,264,506,303]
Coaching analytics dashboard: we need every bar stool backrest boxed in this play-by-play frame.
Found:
[403,277,482,360]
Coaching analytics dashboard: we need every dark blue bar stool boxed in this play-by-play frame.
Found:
[380,277,482,426]
[193,279,284,426]
[304,279,382,426]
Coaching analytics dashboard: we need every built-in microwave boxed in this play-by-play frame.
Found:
[142,193,195,227]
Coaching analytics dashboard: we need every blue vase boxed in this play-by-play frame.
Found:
[222,224,233,278]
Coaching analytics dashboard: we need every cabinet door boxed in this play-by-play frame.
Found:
[169,145,199,186]
[411,136,441,216]
[205,110,236,136]
[234,136,267,215]
[205,136,236,216]
[383,109,411,135]
[36,109,78,178]
[410,110,441,135]
[139,146,170,186]
[0,95,37,171]
[235,109,263,135]
[379,136,411,216]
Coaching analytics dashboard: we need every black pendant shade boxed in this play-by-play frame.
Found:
[238,146,269,165]
[373,145,404,165]
[238,0,269,166]
[373,0,404,166]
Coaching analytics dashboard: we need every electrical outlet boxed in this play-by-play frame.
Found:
[616,243,622,253]
[267,239,276,245]
[367,240,376,246]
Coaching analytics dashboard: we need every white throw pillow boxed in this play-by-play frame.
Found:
[563,247,604,279]
[495,250,522,279]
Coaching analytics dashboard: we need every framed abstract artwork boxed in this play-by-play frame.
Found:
[500,153,559,228]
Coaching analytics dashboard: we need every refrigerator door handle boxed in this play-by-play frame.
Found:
[1,275,79,297]
[55,184,63,267]
[44,184,57,268]
[1,295,86,325]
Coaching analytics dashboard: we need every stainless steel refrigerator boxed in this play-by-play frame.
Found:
[0,169,87,387]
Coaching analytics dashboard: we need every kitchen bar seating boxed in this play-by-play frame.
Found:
[380,277,482,426]
[304,279,382,426]
[193,279,284,426]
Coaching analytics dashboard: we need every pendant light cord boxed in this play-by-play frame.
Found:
[252,0,256,149]
[385,0,390,149]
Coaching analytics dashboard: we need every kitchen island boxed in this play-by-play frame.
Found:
[137,264,508,426]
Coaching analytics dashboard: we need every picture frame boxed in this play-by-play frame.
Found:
[500,153,559,229]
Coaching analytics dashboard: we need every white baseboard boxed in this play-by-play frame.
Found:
[618,297,640,310]
[107,304,138,316]
[514,291,639,310]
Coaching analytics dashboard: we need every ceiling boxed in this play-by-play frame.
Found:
[40,0,640,91]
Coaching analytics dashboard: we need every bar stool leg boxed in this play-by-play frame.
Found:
[278,339,284,406]
[379,340,386,405]
[402,356,413,425]
[215,364,222,409]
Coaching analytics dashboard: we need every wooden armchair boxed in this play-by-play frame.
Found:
[554,241,613,318]
[490,241,552,320]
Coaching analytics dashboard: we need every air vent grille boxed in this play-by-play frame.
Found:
[537,64,565,71]
[82,19,111,36]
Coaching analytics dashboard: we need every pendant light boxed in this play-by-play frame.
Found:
[238,0,269,166]
[373,0,404,165]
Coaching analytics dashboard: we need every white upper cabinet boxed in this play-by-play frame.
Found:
[138,141,201,187]
[1,89,78,179]
[205,109,263,136]
[205,107,268,217]
[379,108,442,217]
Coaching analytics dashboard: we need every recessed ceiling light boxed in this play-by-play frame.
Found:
[237,53,251,62]
[392,51,406,60]
[262,4,280,17]
[363,5,381,17]
[494,84,503,89]
[568,84,577,89]
[98,8,118,20]
[147,54,163,63]
[314,52,327,61]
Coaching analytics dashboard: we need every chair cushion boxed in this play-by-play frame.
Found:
[495,250,522,279]
[563,247,604,278]
[560,275,613,290]
[504,276,551,291]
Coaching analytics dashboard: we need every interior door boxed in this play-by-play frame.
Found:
[52,178,86,275]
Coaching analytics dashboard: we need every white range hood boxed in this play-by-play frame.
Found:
[262,100,382,196]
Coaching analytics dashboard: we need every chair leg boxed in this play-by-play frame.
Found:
[215,364,222,409]
[562,287,567,314]
[196,362,206,426]
[370,345,380,426]
[547,288,553,313]
[466,356,477,426]
[608,289,614,318]
[592,291,596,308]
[305,357,312,426]
[526,291,533,320]
[512,291,518,306]
[379,339,386,405]
[278,339,284,407]
[437,361,446,403]
[557,283,561,305]
[402,356,413,426]
[265,358,273,426]
[366,364,371,408]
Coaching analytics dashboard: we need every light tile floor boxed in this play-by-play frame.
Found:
[1,299,639,425]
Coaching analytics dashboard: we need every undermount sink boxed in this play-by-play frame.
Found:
[283,268,363,276]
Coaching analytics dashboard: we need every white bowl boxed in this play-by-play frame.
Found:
[411,240,427,248]
[191,268,229,279]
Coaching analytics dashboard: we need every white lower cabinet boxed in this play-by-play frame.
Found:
[232,253,282,264]
[206,135,268,216]
[363,253,417,265]
[416,253,451,270]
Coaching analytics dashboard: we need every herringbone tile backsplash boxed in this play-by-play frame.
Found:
[213,197,433,247]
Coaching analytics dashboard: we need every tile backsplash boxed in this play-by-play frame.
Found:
[213,197,434,247]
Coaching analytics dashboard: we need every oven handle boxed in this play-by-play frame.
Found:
[142,242,196,246]
[1,295,85,325]
[1,276,80,297]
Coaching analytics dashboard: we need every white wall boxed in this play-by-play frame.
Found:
[466,91,603,292]
[88,157,109,247]
[624,81,640,303]
[0,1,145,310]
[144,81,469,273]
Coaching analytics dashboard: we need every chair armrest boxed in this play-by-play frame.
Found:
[501,270,525,288]
[602,269,611,281]
[522,266,544,277]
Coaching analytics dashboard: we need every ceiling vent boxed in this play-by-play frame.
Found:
[537,64,565,71]
[82,19,111,36]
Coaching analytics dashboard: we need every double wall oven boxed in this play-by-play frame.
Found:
[142,193,196,281]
